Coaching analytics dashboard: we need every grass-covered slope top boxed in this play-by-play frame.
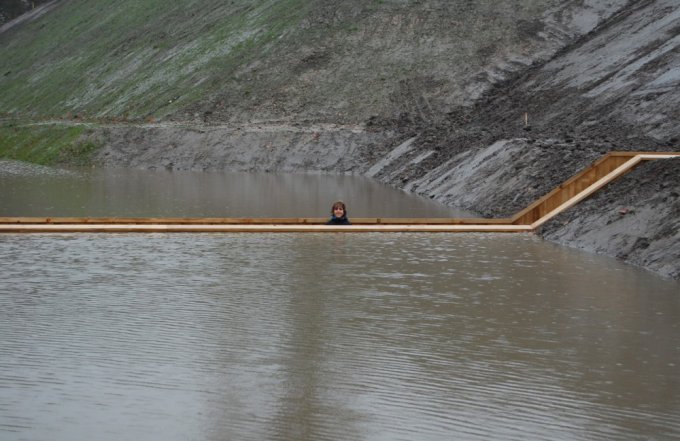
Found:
[1,0,583,124]
[0,0,311,121]
[0,123,93,165]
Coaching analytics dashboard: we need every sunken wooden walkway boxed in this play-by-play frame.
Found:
[1,151,678,233]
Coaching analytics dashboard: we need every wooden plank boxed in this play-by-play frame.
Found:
[511,153,617,225]
[611,151,680,157]
[528,152,678,228]
[0,151,677,234]
[0,223,533,233]
[351,217,513,225]
[638,153,680,160]
[510,156,609,224]
[510,152,678,225]
[530,155,643,229]
[0,216,513,226]
[0,217,326,225]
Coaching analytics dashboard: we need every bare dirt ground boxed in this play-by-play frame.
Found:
[540,159,680,279]
[88,121,389,173]
[363,0,680,278]
[12,0,680,279]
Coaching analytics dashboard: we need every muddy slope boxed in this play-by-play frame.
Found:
[4,0,680,278]
[540,159,680,280]
[366,0,680,278]
[89,0,680,278]
[90,122,390,173]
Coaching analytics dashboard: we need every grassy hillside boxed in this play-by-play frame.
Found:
[0,0,311,120]
[0,0,567,124]
[0,123,93,164]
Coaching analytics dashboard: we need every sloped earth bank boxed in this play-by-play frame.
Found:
[84,0,680,279]
[90,123,392,173]
[540,159,680,280]
[90,126,680,279]
[362,0,680,279]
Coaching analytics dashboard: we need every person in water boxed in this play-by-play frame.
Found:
[327,201,351,225]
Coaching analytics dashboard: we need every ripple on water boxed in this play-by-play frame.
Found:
[0,233,679,441]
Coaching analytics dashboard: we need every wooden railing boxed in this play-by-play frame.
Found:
[0,151,678,233]
[512,152,679,228]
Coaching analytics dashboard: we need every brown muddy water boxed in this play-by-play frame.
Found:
[1,162,679,441]
[0,161,472,218]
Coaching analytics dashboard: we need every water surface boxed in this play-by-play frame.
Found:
[0,161,472,218]
[1,233,678,441]
[1,161,679,440]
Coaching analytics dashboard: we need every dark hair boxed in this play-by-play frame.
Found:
[331,201,347,215]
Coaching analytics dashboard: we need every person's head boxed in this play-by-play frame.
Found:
[331,201,347,218]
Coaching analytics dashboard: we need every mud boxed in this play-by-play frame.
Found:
[364,0,680,278]
[539,159,680,280]
[90,123,391,173]
[8,0,680,279]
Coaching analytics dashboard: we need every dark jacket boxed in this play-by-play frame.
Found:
[326,215,351,225]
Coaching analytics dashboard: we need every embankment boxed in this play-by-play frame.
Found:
[87,122,390,173]
[540,159,680,280]
[86,123,680,279]
[2,0,680,278]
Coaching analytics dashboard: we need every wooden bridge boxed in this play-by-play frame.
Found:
[1,151,678,233]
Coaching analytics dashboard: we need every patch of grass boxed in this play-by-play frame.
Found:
[0,123,97,165]
[0,0,313,121]
[57,139,98,165]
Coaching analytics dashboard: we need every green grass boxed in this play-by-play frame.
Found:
[0,0,312,120]
[0,123,96,165]
[0,0,565,128]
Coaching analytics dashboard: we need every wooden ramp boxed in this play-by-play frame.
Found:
[510,152,679,228]
[0,151,677,233]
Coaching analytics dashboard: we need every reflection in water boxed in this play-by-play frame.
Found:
[1,233,678,441]
[0,163,473,218]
